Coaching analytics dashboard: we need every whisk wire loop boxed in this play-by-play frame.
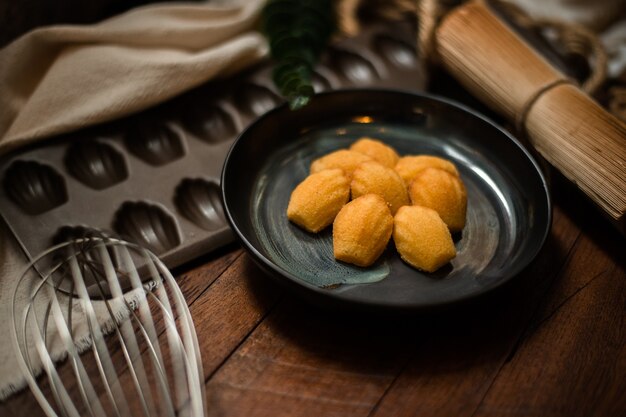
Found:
[12,237,206,417]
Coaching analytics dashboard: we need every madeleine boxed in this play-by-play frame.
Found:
[393,205,456,272]
[351,161,409,215]
[287,169,350,233]
[333,194,393,267]
[394,155,459,186]
[409,167,467,232]
[350,137,400,168]
[310,150,372,178]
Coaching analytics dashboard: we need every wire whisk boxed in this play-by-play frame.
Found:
[12,237,206,417]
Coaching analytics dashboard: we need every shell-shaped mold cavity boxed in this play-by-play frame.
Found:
[234,84,282,116]
[113,201,181,254]
[52,225,111,272]
[50,226,126,297]
[174,178,225,231]
[184,106,238,143]
[311,72,332,93]
[52,225,109,245]
[3,160,68,215]
[329,49,380,84]
[373,36,418,69]
[65,141,128,190]
[125,123,185,166]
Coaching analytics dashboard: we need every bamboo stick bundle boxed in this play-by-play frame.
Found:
[433,1,626,233]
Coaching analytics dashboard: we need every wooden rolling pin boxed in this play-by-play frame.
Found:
[434,1,626,233]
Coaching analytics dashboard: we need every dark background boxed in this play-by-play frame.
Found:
[0,0,169,47]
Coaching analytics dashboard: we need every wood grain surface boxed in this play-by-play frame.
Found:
[1,2,624,415]
[1,173,624,417]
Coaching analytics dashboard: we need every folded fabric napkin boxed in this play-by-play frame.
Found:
[0,0,267,400]
[0,0,268,156]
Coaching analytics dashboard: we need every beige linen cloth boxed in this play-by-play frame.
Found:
[0,0,267,154]
[0,0,268,400]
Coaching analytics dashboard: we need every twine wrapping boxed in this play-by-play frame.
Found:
[434,0,626,231]
[417,0,608,97]
[609,86,626,121]
[337,0,616,119]
[514,78,573,133]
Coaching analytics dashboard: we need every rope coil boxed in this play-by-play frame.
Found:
[336,0,617,122]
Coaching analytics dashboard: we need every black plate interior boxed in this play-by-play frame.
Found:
[222,89,551,310]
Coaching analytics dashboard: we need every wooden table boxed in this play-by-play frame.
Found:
[2,165,624,416]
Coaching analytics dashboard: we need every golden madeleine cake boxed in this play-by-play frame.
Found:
[310,149,372,178]
[394,155,460,185]
[351,161,409,215]
[408,167,467,232]
[287,169,350,233]
[349,137,400,168]
[333,194,393,267]
[393,205,456,272]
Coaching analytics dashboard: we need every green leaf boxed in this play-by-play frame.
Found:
[261,0,335,111]
[288,94,310,110]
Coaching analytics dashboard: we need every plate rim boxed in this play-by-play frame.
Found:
[221,88,552,310]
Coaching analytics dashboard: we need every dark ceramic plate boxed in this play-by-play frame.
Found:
[222,90,551,310]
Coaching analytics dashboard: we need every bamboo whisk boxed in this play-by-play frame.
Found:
[434,1,626,232]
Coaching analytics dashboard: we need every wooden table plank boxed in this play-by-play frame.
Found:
[190,254,283,379]
[112,251,282,415]
[472,216,625,417]
[175,245,243,305]
[111,252,283,416]
[369,195,583,417]
[204,297,418,417]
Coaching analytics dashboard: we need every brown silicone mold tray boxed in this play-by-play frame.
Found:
[0,21,424,270]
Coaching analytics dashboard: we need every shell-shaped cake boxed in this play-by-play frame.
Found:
[310,150,372,179]
[393,205,456,273]
[333,194,393,267]
[350,138,400,168]
[287,169,350,233]
[3,160,68,215]
[125,122,185,166]
[65,141,128,190]
[175,178,225,231]
[351,161,409,215]
[409,168,467,232]
[394,155,460,186]
[113,201,182,254]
